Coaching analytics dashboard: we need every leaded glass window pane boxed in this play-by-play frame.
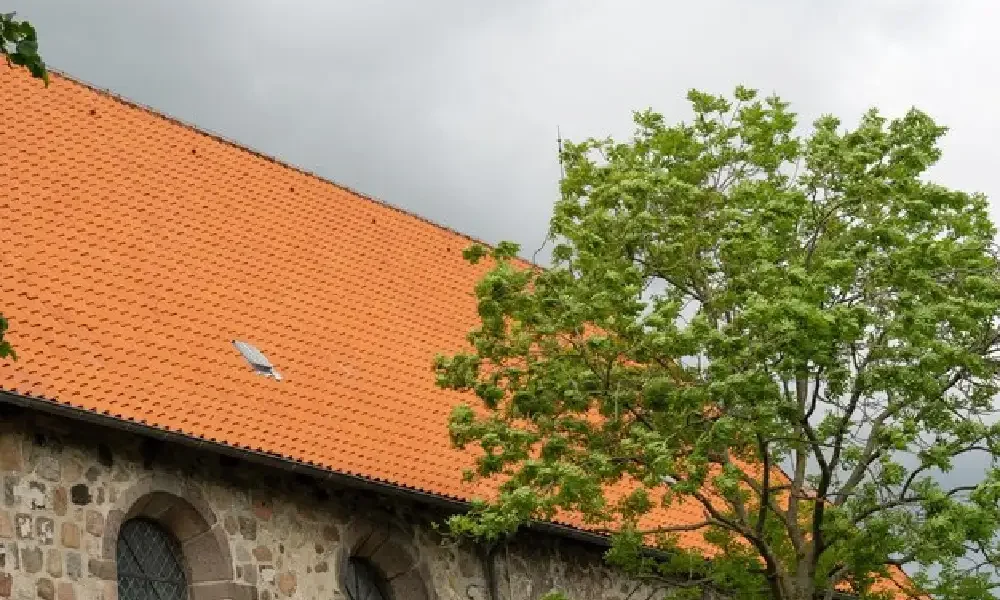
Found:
[343,557,391,600]
[117,518,188,600]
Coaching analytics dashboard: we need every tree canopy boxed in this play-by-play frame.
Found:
[435,87,1000,600]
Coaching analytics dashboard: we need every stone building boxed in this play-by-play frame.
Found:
[0,400,670,600]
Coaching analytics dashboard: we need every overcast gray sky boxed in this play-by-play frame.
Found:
[17,0,1000,501]
[19,0,1000,258]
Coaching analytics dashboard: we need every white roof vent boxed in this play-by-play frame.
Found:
[233,340,283,381]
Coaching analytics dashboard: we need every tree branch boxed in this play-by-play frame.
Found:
[690,485,791,599]
[827,331,886,477]
[756,434,770,538]
[851,486,980,524]
[621,520,720,536]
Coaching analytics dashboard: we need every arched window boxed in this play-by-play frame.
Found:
[116,518,189,600]
[343,556,391,600]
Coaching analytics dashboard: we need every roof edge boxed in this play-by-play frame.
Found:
[42,67,539,266]
[0,389,607,547]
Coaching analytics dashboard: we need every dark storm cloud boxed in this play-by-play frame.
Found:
[16,0,1000,487]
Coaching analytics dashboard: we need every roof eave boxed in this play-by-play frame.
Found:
[0,389,611,548]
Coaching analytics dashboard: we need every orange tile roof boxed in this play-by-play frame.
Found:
[0,67,914,597]
[0,67,710,535]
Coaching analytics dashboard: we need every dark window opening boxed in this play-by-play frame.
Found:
[117,518,188,600]
[343,556,392,600]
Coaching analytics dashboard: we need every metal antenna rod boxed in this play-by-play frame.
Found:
[557,125,565,182]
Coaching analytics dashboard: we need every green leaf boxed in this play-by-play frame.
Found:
[1,12,47,85]
[462,244,489,264]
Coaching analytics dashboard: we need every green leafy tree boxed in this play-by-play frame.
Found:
[1,10,44,360]
[436,87,1000,600]
[1,11,45,82]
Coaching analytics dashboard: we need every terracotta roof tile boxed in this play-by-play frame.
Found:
[2,67,489,489]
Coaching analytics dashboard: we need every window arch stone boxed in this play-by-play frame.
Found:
[99,476,252,600]
[336,511,435,600]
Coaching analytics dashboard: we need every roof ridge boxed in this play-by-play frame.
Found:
[46,67,518,260]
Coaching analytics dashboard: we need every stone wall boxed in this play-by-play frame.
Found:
[0,403,671,600]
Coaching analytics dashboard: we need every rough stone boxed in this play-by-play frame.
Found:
[234,544,250,563]
[0,541,19,570]
[0,512,12,539]
[84,511,103,537]
[56,582,74,600]
[62,459,83,484]
[60,523,80,549]
[0,436,22,473]
[252,498,273,521]
[2,477,16,508]
[242,562,257,585]
[252,545,272,563]
[467,585,488,600]
[35,458,61,483]
[15,514,30,540]
[36,578,54,600]
[374,538,417,578]
[84,467,101,484]
[277,572,296,597]
[66,551,81,579]
[26,482,45,510]
[111,465,130,482]
[238,516,256,541]
[104,506,123,529]
[183,528,231,582]
[259,565,275,585]
[224,515,238,536]
[46,548,62,577]
[87,558,115,581]
[21,546,42,573]
[99,580,116,600]
[69,485,90,506]
[52,488,67,517]
[35,518,54,545]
